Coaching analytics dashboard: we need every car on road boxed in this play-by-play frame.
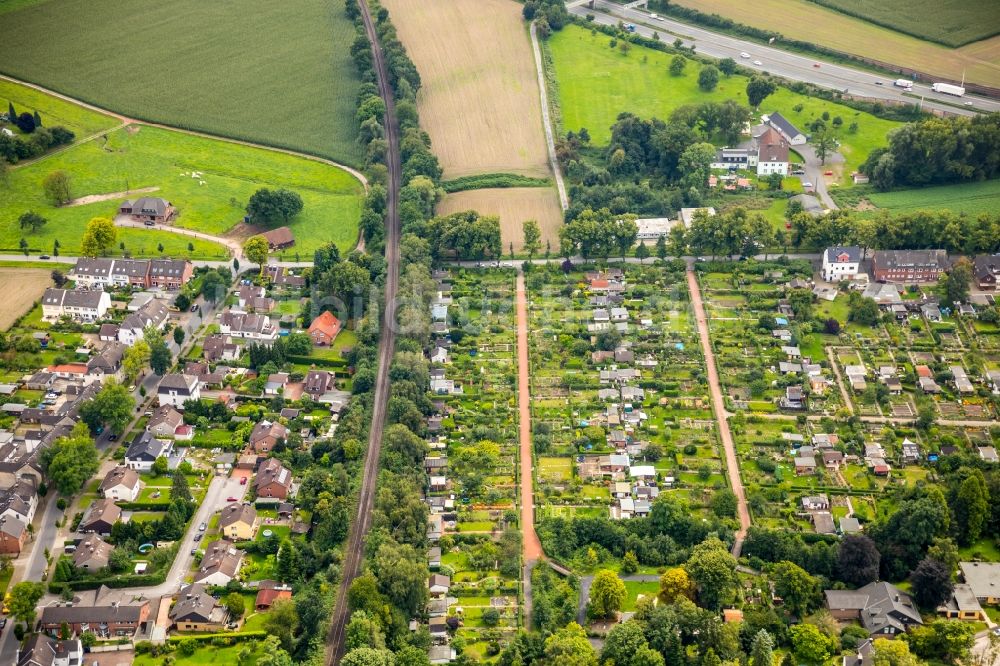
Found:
[39,255,50,260]
[803,182,814,189]
[753,60,762,66]
[965,101,974,106]
[0,618,7,629]
[739,52,750,59]
[240,477,248,485]
[813,63,820,68]
[190,548,198,556]
[108,434,117,441]
[190,304,199,312]
[650,13,662,20]
[143,220,155,226]
[198,522,206,531]
[127,385,136,392]
[226,497,238,502]
[824,170,834,176]
[874,81,883,85]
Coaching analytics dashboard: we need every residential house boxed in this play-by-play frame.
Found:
[236,285,275,313]
[147,405,184,438]
[959,562,1000,604]
[99,323,119,342]
[261,226,295,250]
[16,635,82,666]
[264,372,289,396]
[148,259,193,290]
[124,431,173,472]
[99,466,143,502]
[429,574,451,597]
[73,533,114,570]
[822,247,862,282]
[219,310,277,342]
[755,127,789,176]
[67,258,115,289]
[938,584,986,622]
[972,254,1000,290]
[203,334,240,362]
[825,582,922,637]
[871,249,947,284]
[264,265,306,288]
[254,580,293,610]
[118,299,170,345]
[781,385,805,410]
[304,370,333,400]
[41,288,111,322]
[218,503,258,541]
[308,311,341,346]
[249,421,288,455]
[801,494,829,511]
[78,499,121,536]
[255,458,293,499]
[195,540,243,586]
[171,584,228,632]
[157,373,200,408]
[0,515,27,555]
[39,585,150,637]
[794,455,816,475]
[0,478,37,526]
[119,197,174,223]
[764,111,807,145]
[86,342,126,383]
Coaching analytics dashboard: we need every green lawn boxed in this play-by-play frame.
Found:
[0,79,118,139]
[546,24,900,178]
[0,0,363,165]
[2,121,362,256]
[867,179,1000,216]
[134,642,267,666]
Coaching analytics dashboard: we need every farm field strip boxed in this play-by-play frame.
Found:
[381,0,550,180]
[0,268,52,330]
[0,0,363,164]
[669,0,1000,88]
[437,187,564,252]
[865,179,1000,216]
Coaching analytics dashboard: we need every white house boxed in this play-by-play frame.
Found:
[755,127,790,176]
[41,289,111,322]
[157,373,200,407]
[99,466,143,502]
[118,299,170,346]
[680,207,716,228]
[822,246,862,282]
[124,431,173,472]
[635,218,676,240]
[764,111,807,145]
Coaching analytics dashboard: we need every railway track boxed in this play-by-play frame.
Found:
[324,0,402,661]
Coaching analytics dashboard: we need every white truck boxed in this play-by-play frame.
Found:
[932,82,966,97]
[893,79,913,89]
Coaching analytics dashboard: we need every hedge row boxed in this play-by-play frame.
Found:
[167,630,267,645]
[285,354,348,369]
[48,572,167,593]
[441,173,552,193]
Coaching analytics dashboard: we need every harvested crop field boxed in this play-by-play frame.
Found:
[0,0,362,165]
[671,0,1000,88]
[381,0,550,179]
[0,269,51,331]
[437,188,563,251]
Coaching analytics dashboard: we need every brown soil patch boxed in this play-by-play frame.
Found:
[66,186,159,207]
[0,268,52,331]
[381,0,550,179]
[438,187,563,251]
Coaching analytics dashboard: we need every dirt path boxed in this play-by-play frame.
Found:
[515,270,543,626]
[529,21,568,211]
[686,266,751,556]
[66,186,159,207]
[826,347,855,414]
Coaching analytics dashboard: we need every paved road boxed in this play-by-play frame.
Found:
[515,271,544,628]
[686,266,750,556]
[795,144,843,209]
[575,2,1000,116]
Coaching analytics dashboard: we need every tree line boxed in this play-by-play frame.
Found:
[1,102,75,164]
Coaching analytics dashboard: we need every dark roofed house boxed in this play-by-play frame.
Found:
[872,249,947,284]
[0,515,27,555]
[16,634,82,666]
[973,254,1000,290]
[157,373,200,408]
[255,458,293,499]
[261,227,295,250]
[120,197,174,223]
[99,466,142,502]
[203,334,240,362]
[170,584,228,631]
[195,539,243,586]
[249,421,288,455]
[39,585,150,637]
[73,533,114,570]
[825,581,922,637]
[148,259,193,290]
[304,370,333,399]
[764,111,806,145]
[125,431,173,472]
[79,499,121,536]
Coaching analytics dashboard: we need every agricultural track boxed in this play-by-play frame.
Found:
[324,0,401,663]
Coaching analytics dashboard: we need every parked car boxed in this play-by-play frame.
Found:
[38,255,50,260]
[226,497,238,502]
[190,304,199,313]
[198,522,206,531]
[240,477,248,485]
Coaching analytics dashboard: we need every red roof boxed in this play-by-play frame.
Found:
[255,587,292,609]
[915,365,932,378]
[47,363,87,374]
[308,311,340,338]
[590,279,609,289]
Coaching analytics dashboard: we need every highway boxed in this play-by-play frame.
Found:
[323,0,402,661]
[573,1,1000,116]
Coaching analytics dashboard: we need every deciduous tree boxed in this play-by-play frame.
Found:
[244,236,269,274]
[18,210,46,233]
[81,217,115,256]
[40,423,98,496]
[746,76,776,108]
[79,380,134,435]
[589,569,627,619]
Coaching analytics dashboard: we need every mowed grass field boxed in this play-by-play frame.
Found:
[438,187,564,251]
[0,79,119,139]
[669,0,1000,88]
[806,0,1000,47]
[381,0,550,180]
[2,121,363,257]
[0,268,52,331]
[547,25,900,179]
[0,0,362,165]
[868,180,1000,216]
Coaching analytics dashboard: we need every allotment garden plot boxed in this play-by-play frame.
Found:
[425,269,523,658]
[696,259,1000,541]
[525,263,726,537]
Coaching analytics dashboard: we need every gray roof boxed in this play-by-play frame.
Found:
[959,561,1000,599]
[123,197,170,216]
[42,288,105,309]
[126,430,171,462]
[170,584,225,623]
[218,503,257,530]
[158,373,198,394]
[69,258,114,278]
[825,246,862,264]
[873,249,947,270]
[825,581,921,635]
[121,298,169,331]
[766,111,804,138]
[40,585,148,626]
[149,259,189,278]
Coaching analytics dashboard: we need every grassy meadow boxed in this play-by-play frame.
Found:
[2,120,363,257]
[0,79,118,139]
[867,179,1000,216]
[0,0,362,165]
[806,0,1000,47]
[546,24,900,179]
